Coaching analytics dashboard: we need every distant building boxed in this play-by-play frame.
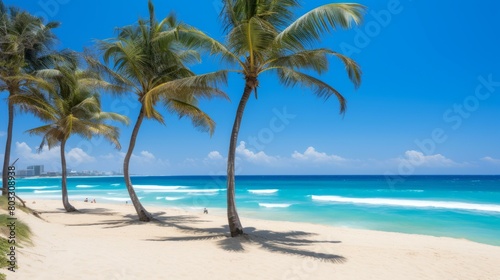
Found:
[27,165,44,176]
[18,169,33,177]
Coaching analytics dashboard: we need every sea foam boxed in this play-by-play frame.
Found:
[101,197,141,202]
[16,186,58,190]
[34,190,60,194]
[76,185,99,188]
[134,185,186,190]
[140,188,224,194]
[248,189,279,195]
[259,203,292,208]
[164,197,185,201]
[311,195,500,213]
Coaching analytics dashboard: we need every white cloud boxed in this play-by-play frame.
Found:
[399,150,457,167]
[116,150,165,165]
[481,156,500,164]
[15,142,60,162]
[292,147,346,163]
[67,148,96,165]
[236,141,277,164]
[99,153,116,160]
[139,150,155,160]
[14,142,96,171]
[207,151,223,160]
[96,151,169,175]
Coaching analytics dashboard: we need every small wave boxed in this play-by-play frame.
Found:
[376,189,424,193]
[259,203,292,208]
[155,195,185,200]
[101,197,140,202]
[76,185,99,188]
[111,183,120,186]
[34,190,60,194]
[141,189,224,194]
[248,189,279,195]
[134,185,187,190]
[165,197,185,201]
[311,195,500,213]
[16,186,58,190]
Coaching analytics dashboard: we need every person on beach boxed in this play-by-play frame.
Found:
[203,208,208,214]
[84,198,88,202]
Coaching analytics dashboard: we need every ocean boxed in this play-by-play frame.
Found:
[12,175,500,246]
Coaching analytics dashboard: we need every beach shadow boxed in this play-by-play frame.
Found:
[145,213,230,241]
[37,207,117,216]
[147,214,345,263]
[70,208,119,216]
[215,228,345,263]
[65,212,170,228]
[54,208,346,263]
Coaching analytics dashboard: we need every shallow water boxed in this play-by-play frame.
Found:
[14,175,500,246]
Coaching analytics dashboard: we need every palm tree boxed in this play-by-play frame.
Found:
[216,0,366,236]
[0,1,60,195]
[11,61,128,211]
[96,0,227,221]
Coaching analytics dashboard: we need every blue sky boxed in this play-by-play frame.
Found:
[1,0,499,175]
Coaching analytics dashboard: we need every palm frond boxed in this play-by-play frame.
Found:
[174,25,243,68]
[143,70,228,119]
[9,92,57,122]
[276,4,366,50]
[276,67,347,114]
[165,98,216,136]
[268,48,361,87]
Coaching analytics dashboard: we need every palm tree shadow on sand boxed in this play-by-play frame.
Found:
[147,212,346,264]
[58,210,345,263]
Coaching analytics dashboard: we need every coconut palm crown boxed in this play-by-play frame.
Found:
[0,0,61,195]
[205,0,366,236]
[11,60,129,212]
[95,0,228,221]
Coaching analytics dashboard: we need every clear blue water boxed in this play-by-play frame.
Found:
[13,175,500,246]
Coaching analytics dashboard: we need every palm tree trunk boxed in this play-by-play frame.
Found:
[60,138,76,212]
[227,78,256,237]
[1,94,14,196]
[123,105,152,222]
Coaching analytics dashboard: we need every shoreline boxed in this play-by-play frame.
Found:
[17,193,500,247]
[5,198,500,279]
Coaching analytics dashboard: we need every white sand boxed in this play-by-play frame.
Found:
[3,199,500,280]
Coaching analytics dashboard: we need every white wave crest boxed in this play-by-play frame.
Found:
[248,189,279,195]
[76,185,98,188]
[16,186,58,190]
[165,197,185,201]
[101,197,141,202]
[34,190,60,193]
[141,189,224,194]
[156,196,184,201]
[134,185,187,190]
[111,183,120,186]
[259,203,292,208]
[311,195,500,213]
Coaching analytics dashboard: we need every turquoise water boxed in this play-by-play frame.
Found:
[13,175,500,246]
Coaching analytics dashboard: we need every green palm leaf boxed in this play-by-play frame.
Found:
[276,3,366,49]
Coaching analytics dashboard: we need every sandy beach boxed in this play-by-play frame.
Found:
[3,199,500,280]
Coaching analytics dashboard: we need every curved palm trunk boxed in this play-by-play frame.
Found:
[1,96,14,196]
[227,78,256,237]
[60,138,76,212]
[123,105,152,222]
